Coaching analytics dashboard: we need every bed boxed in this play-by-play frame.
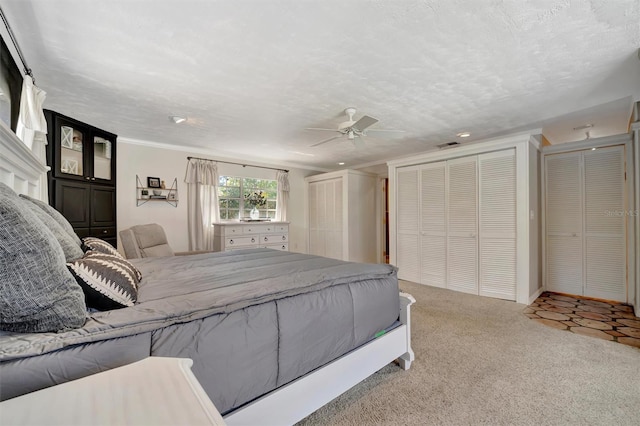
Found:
[0,122,414,425]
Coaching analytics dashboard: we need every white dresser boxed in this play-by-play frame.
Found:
[213,222,289,252]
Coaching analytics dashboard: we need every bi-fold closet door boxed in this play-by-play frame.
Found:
[545,145,626,301]
[396,149,517,300]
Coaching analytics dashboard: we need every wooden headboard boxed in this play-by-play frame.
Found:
[0,120,47,200]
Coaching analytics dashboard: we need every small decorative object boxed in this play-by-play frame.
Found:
[152,190,162,196]
[147,177,161,188]
[245,190,267,220]
[61,126,73,149]
[168,192,177,201]
[61,159,78,174]
[161,180,166,189]
[141,189,149,199]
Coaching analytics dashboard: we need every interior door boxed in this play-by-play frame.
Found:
[478,149,517,300]
[545,152,583,295]
[583,146,626,301]
[396,167,420,282]
[420,162,447,288]
[447,156,478,294]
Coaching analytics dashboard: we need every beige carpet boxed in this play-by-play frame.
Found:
[298,280,640,426]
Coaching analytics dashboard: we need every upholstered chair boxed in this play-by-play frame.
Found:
[119,223,207,259]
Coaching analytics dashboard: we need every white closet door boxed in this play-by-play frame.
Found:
[308,178,343,259]
[545,152,583,295]
[397,168,420,282]
[478,149,516,300]
[583,146,626,301]
[447,156,478,294]
[308,181,323,257]
[420,162,446,288]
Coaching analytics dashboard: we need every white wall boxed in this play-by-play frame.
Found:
[116,140,317,253]
[528,140,542,300]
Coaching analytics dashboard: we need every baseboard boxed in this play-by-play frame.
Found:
[528,287,544,305]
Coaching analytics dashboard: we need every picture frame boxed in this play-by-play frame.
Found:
[167,192,177,201]
[147,177,161,188]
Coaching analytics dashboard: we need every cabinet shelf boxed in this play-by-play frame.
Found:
[136,175,178,207]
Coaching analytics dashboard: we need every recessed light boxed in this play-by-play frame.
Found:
[456,132,470,138]
[338,162,345,165]
[591,147,596,151]
[573,124,593,131]
[170,116,187,124]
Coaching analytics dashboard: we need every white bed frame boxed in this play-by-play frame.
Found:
[1,123,415,426]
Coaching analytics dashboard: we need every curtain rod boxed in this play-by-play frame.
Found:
[187,156,289,173]
[0,5,35,84]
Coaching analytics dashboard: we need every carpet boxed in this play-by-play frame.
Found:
[297,280,640,426]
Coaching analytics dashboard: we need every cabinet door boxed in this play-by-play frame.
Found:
[396,168,420,282]
[545,152,583,295]
[478,149,517,300]
[447,156,478,295]
[91,185,116,228]
[53,116,87,181]
[583,146,626,301]
[92,131,116,184]
[54,180,90,228]
[420,162,446,288]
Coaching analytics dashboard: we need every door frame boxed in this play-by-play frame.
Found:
[541,133,635,304]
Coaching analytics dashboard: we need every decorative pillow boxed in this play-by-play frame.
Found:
[0,183,87,333]
[67,251,140,310]
[20,198,84,262]
[82,237,121,257]
[18,194,82,246]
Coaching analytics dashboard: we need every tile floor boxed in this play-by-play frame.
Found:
[525,292,640,349]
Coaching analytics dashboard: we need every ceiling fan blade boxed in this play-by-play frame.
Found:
[305,127,338,132]
[352,115,378,132]
[364,128,406,133]
[310,135,341,147]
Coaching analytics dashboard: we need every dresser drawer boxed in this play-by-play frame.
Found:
[260,233,287,244]
[273,224,288,233]
[263,243,288,251]
[243,224,270,234]
[225,236,259,248]
[221,226,245,236]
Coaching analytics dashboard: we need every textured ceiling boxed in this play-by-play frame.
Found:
[3,0,639,171]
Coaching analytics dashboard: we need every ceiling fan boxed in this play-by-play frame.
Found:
[306,107,404,147]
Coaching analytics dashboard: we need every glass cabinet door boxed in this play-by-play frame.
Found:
[59,125,84,177]
[93,136,113,181]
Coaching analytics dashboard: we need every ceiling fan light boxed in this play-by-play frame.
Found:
[347,130,355,140]
[170,115,187,124]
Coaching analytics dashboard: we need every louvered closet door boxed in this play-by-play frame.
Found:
[545,152,583,295]
[308,181,323,256]
[396,168,420,282]
[478,149,516,300]
[329,178,344,260]
[447,156,478,294]
[420,162,446,288]
[583,146,625,301]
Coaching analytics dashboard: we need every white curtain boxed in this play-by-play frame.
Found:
[16,76,48,200]
[184,159,220,251]
[275,170,290,222]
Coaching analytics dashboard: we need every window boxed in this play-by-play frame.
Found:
[0,35,22,131]
[218,176,278,220]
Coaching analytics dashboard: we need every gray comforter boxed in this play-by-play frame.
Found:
[0,249,400,414]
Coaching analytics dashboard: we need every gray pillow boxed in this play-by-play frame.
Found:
[19,194,82,246]
[0,183,87,333]
[20,198,84,262]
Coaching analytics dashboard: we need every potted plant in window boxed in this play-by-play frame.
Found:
[244,191,267,220]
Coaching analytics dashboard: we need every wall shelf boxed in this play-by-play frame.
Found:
[136,175,178,207]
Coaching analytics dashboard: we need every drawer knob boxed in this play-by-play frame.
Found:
[229,239,234,245]
[264,237,268,242]
[102,230,108,234]
[251,237,255,243]
[282,235,286,241]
